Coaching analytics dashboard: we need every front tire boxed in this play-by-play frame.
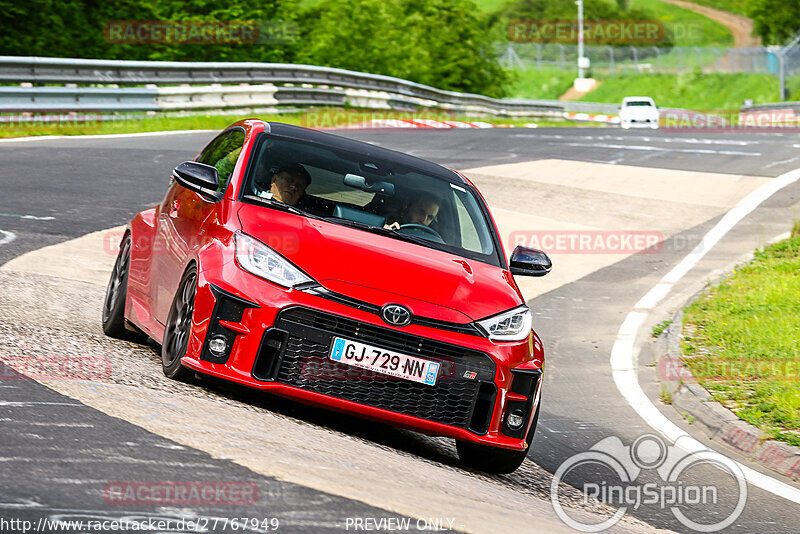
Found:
[102,235,131,338]
[457,405,540,474]
[161,265,197,381]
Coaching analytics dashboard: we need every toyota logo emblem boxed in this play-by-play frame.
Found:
[381,304,412,327]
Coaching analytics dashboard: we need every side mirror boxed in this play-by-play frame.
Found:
[509,246,552,277]
[173,161,223,202]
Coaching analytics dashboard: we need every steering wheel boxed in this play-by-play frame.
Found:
[398,223,444,243]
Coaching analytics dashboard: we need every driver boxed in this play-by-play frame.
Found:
[384,194,440,229]
[256,164,312,206]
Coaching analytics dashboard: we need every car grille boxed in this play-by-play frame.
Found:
[258,306,497,433]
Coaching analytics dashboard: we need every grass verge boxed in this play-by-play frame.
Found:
[0,108,591,139]
[577,70,782,109]
[507,68,577,100]
[670,0,749,16]
[629,0,734,46]
[652,319,673,338]
[682,233,800,447]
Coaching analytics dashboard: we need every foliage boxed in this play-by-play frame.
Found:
[0,0,508,97]
[297,0,509,97]
[747,0,800,45]
[0,0,297,62]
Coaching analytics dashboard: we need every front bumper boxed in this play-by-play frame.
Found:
[181,262,543,450]
[621,117,660,128]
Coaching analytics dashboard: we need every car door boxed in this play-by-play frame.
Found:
[151,128,245,325]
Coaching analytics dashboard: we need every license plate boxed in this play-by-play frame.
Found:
[329,337,440,386]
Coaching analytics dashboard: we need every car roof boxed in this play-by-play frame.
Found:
[262,121,467,185]
[622,96,655,103]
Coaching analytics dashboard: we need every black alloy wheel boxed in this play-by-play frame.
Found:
[102,235,132,338]
[162,265,198,381]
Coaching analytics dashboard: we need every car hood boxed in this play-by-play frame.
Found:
[237,204,523,323]
[621,106,658,118]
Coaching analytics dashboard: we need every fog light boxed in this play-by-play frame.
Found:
[208,336,228,356]
[506,409,525,430]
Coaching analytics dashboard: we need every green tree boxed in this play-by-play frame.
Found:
[296,0,412,78]
[748,0,800,45]
[400,0,510,97]
[298,0,508,97]
[0,0,298,62]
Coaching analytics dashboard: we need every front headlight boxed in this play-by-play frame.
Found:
[234,231,312,288]
[476,306,532,341]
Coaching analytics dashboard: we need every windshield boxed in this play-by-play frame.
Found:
[240,134,502,267]
[625,100,655,107]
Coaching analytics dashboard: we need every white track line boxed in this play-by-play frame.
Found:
[611,166,800,503]
[0,130,216,143]
[564,142,761,156]
[0,229,17,246]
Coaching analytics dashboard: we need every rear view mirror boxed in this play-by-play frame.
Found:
[509,246,552,277]
[344,173,395,196]
[173,161,223,202]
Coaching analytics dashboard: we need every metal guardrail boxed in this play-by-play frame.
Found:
[0,55,624,117]
[739,101,800,127]
[740,101,800,111]
[0,86,158,112]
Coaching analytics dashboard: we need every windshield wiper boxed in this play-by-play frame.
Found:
[323,217,437,248]
[242,194,320,219]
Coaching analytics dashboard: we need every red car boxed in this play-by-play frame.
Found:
[102,120,551,473]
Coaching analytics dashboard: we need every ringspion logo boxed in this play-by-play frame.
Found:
[551,434,747,532]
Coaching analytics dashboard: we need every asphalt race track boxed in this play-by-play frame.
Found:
[1,126,800,533]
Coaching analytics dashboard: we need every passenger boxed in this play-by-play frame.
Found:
[257,163,312,206]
